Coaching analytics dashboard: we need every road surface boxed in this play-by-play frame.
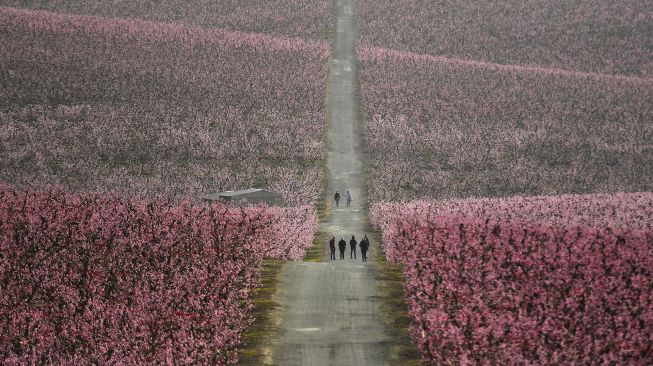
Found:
[268,0,393,364]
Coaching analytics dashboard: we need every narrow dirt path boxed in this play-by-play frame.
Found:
[267,0,393,365]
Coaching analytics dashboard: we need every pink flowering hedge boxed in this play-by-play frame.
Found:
[372,193,653,364]
[0,185,316,365]
[358,48,653,203]
[0,0,332,41]
[358,0,652,77]
[0,7,330,204]
[372,192,653,234]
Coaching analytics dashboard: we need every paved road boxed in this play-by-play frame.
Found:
[268,0,392,365]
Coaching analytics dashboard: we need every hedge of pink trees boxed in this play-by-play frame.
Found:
[0,184,316,365]
[0,7,330,205]
[358,0,653,77]
[0,0,332,41]
[372,193,653,364]
[358,50,653,203]
[371,192,653,233]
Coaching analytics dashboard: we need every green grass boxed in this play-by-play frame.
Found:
[303,228,328,262]
[303,154,329,262]
[371,230,425,366]
[237,259,285,366]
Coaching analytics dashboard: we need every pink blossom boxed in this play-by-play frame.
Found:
[372,195,653,364]
[0,185,317,364]
[0,7,329,205]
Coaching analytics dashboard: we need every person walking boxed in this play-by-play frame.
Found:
[350,235,357,259]
[334,191,341,207]
[360,234,370,262]
[329,236,336,260]
[338,237,347,260]
[345,190,353,207]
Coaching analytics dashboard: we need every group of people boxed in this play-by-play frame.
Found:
[333,190,353,208]
[331,189,369,262]
[329,234,370,262]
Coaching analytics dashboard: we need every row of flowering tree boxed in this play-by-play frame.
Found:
[358,0,652,77]
[0,184,317,365]
[356,0,653,204]
[357,47,653,203]
[0,6,330,205]
[0,0,332,41]
[371,193,653,364]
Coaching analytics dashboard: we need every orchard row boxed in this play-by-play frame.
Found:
[0,7,329,204]
[372,193,653,364]
[0,185,316,364]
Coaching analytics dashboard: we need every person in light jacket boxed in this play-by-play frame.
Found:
[345,190,353,207]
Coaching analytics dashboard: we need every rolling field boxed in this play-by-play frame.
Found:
[359,0,652,76]
[0,0,332,40]
[357,1,653,204]
[359,51,653,203]
[0,7,329,204]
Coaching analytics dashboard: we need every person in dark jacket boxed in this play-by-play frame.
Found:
[329,236,336,260]
[350,235,357,259]
[360,234,370,262]
[338,238,347,259]
[334,191,341,207]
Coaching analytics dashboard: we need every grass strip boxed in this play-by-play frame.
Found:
[372,230,425,366]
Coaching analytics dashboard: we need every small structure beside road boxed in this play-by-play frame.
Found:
[201,188,283,206]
